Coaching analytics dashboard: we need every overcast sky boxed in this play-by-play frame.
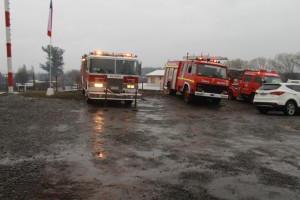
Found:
[0,0,300,74]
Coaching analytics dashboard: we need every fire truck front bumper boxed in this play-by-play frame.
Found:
[194,92,228,99]
[87,92,142,101]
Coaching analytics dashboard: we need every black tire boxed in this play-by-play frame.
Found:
[248,94,255,104]
[167,82,176,95]
[125,100,133,106]
[258,108,268,114]
[86,97,92,104]
[228,90,236,100]
[183,87,192,103]
[212,98,221,104]
[284,101,296,116]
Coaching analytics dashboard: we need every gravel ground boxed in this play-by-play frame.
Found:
[0,92,300,200]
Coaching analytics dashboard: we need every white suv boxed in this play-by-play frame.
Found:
[253,83,300,116]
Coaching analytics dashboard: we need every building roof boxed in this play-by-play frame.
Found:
[146,70,165,76]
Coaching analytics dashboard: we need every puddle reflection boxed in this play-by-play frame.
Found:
[93,112,106,159]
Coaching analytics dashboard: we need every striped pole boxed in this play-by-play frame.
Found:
[4,0,13,93]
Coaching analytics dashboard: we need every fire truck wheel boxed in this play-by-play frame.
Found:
[228,90,236,100]
[248,94,255,104]
[167,87,176,95]
[121,100,133,106]
[167,83,176,95]
[183,88,193,103]
[86,97,92,104]
[212,98,221,104]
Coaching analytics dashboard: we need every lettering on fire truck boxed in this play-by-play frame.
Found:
[81,50,142,104]
[163,56,229,104]
[228,69,282,102]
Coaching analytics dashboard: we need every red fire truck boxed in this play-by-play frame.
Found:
[81,50,142,104]
[228,69,282,102]
[164,56,229,104]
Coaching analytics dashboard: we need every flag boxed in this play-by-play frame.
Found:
[47,0,53,37]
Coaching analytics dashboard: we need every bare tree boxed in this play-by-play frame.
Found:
[65,70,81,85]
[270,53,298,80]
[225,59,248,69]
[248,57,268,70]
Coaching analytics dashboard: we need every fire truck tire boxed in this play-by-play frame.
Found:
[212,98,221,104]
[126,100,133,106]
[86,97,92,104]
[248,94,255,104]
[183,87,193,103]
[167,82,176,95]
[228,90,236,100]
[121,100,133,106]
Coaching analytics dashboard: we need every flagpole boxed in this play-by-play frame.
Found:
[46,0,54,95]
[49,37,52,88]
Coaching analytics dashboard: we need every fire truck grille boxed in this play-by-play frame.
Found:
[107,78,123,93]
[197,84,228,94]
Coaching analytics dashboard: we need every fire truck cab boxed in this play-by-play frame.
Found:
[81,50,142,104]
[228,69,282,102]
[164,56,229,104]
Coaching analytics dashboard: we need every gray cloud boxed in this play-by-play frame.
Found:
[0,0,299,74]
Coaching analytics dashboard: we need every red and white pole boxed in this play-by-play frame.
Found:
[4,0,13,93]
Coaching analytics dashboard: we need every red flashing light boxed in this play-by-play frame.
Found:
[270,91,285,96]
[259,69,267,73]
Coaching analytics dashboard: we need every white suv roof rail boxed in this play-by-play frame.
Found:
[287,79,300,84]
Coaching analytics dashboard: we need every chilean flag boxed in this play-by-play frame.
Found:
[47,0,53,37]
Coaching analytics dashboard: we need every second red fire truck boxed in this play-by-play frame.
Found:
[164,56,229,104]
[228,69,282,102]
[81,50,142,104]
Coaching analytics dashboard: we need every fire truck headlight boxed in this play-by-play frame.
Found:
[94,83,104,88]
[127,84,135,89]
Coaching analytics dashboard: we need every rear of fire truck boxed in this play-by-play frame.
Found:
[164,56,229,104]
[81,51,142,104]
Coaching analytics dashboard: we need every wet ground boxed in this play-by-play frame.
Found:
[0,92,300,200]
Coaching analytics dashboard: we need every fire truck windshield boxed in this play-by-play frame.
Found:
[89,58,138,75]
[264,76,282,84]
[198,64,227,79]
[90,59,115,73]
[116,60,138,75]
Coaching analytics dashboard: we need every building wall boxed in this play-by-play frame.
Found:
[147,76,164,85]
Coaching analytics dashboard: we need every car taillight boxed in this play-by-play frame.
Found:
[270,91,285,95]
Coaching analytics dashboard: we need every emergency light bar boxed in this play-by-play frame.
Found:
[90,50,138,58]
[184,55,228,63]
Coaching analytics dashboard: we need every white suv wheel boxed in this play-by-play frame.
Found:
[284,101,296,116]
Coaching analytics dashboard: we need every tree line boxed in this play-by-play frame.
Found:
[9,46,300,86]
[225,52,300,80]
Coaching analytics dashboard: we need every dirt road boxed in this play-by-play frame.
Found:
[0,93,300,200]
